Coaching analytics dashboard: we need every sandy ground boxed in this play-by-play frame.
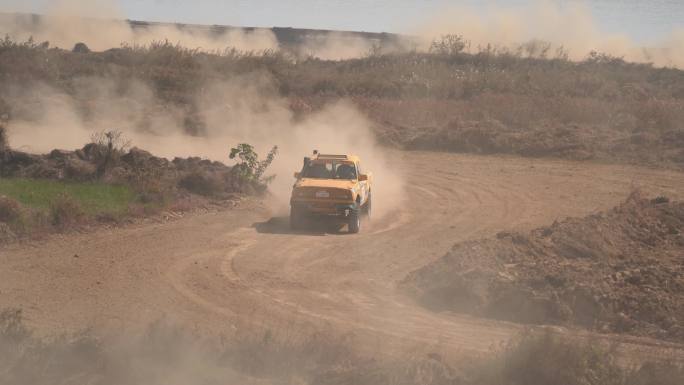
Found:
[2,151,684,363]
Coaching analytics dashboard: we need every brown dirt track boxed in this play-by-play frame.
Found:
[2,151,684,364]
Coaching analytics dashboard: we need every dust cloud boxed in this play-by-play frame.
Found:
[1,0,278,52]
[2,0,404,216]
[4,73,405,218]
[191,75,405,216]
[414,0,684,68]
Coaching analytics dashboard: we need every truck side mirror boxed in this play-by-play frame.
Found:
[294,172,301,179]
[358,174,368,181]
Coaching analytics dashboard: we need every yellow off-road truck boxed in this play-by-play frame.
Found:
[290,152,372,233]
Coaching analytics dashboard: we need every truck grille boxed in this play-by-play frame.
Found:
[295,187,351,200]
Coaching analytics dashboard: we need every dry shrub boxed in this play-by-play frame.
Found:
[49,192,84,229]
[0,195,21,223]
[0,222,16,242]
[0,196,48,239]
[130,169,168,205]
[0,196,30,241]
[89,130,131,179]
[475,332,623,385]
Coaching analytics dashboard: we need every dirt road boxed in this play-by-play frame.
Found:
[2,151,684,362]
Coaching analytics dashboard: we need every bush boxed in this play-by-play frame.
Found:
[0,194,47,238]
[89,130,131,178]
[0,195,21,223]
[49,192,84,229]
[429,34,468,55]
[229,143,278,193]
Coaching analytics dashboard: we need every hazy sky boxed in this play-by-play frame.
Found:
[2,0,682,42]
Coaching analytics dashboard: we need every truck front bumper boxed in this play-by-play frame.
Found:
[291,200,359,218]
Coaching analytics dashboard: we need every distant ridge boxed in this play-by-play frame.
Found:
[0,12,403,48]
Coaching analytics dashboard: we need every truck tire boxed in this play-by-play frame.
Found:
[348,209,360,234]
[364,193,372,219]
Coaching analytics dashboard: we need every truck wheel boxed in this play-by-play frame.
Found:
[290,207,303,230]
[348,209,360,234]
[364,194,372,219]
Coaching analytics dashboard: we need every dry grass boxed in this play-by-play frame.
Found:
[2,37,683,167]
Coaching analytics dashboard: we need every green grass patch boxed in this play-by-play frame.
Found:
[0,178,136,216]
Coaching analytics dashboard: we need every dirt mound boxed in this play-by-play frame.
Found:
[402,192,684,342]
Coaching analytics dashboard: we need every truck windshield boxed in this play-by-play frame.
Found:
[301,161,357,180]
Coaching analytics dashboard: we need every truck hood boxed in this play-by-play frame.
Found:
[295,178,356,190]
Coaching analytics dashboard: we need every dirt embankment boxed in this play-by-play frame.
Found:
[402,192,684,342]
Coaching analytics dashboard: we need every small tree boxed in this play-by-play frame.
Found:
[90,130,131,178]
[229,143,278,192]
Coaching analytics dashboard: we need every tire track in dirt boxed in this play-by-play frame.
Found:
[4,152,684,362]
[168,153,684,361]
